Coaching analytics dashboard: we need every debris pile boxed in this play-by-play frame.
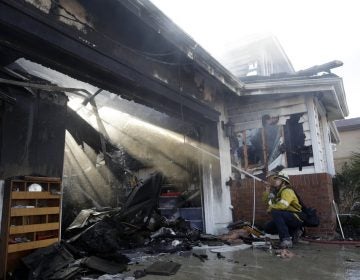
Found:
[11,173,203,279]
[10,173,300,279]
[218,221,264,245]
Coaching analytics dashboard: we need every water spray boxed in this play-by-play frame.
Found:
[185,141,267,184]
[186,140,265,229]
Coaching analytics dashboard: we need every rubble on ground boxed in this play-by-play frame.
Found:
[11,174,207,279]
[11,173,299,279]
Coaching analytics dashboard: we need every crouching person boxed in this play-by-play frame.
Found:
[262,172,303,248]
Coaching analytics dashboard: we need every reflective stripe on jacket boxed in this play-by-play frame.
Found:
[263,185,302,215]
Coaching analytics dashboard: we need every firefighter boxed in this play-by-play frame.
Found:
[263,171,303,248]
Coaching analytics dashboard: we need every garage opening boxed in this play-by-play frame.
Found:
[2,58,207,234]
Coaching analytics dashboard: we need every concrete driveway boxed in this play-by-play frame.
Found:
[128,244,360,280]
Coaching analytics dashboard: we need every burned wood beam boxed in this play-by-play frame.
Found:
[0,1,220,123]
[89,99,111,168]
[296,60,343,76]
[66,107,117,154]
[82,89,102,106]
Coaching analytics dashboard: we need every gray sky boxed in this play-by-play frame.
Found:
[150,0,360,118]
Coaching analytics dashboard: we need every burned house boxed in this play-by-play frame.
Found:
[222,35,348,236]
[0,0,349,278]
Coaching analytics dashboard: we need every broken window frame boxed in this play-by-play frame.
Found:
[234,113,314,173]
[237,124,285,172]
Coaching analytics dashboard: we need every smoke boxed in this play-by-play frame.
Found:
[68,95,218,183]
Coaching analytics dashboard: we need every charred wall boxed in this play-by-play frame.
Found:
[0,84,67,179]
[4,0,224,121]
[226,94,313,174]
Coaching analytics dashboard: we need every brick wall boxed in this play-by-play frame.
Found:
[230,173,336,237]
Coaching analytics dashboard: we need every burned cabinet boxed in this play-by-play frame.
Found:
[0,177,62,278]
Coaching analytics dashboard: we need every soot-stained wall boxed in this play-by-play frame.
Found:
[0,86,67,179]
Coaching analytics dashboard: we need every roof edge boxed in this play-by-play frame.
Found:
[243,76,349,120]
[122,0,244,95]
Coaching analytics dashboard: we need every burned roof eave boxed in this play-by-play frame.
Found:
[119,0,244,96]
[243,76,349,121]
[0,0,221,123]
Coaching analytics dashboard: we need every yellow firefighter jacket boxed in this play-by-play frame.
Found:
[262,185,302,219]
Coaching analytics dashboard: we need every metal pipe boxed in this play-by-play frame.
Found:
[332,200,345,240]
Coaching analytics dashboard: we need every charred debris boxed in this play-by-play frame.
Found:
[10,172,269,280]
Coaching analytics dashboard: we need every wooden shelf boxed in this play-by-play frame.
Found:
[11,207,60,217]
[12,192,60,199]
[8,238,59,253]
[10,223,60,235]
[1,177,62,278]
